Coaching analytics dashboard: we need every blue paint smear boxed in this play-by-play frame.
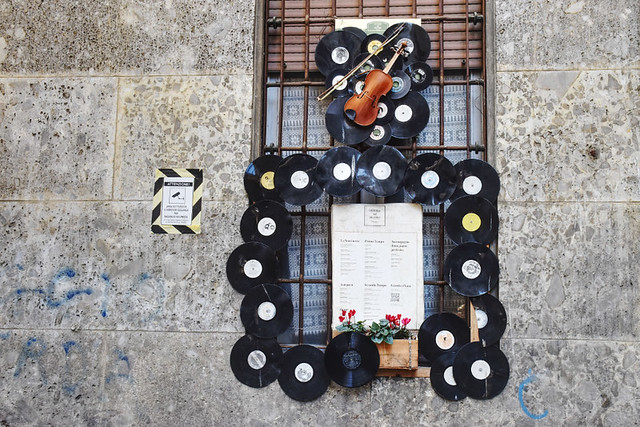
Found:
[100,273,111,317]
[106,349,133,384]
[14,337,48,384]
[46,267,92,308]
[519,369,549,420]
[16,264,24,271]
[0,332,10,340]
[62,341,77,354]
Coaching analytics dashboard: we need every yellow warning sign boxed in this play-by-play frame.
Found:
[152,168,203,234]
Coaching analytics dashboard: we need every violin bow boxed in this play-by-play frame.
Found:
[317,22,407,102]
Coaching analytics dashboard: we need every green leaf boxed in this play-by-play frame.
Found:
[370,323,380,332]
[380,319,390,327]
[336,325,347,332]
[384,335,394,344]
[382,329,389,336]
[372,336,383,344]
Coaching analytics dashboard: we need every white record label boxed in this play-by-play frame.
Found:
[294,362,314,383]
[475,308,488,329]
[244,259,263,279]
[377,102,389,119]
[247,350,267,370]
[333,163,352,181]
[471,359,491,380]
[435,330,455,350]
[444,366,457,386]
[397,38,415,54]
[421,170,440,189]
[370,125,386,141]
[463,176,483,195]
[257,217,277,237]
[332,74,348,90]
[462,260,482,280]
[355,80,365,94]
[257,301,277,321]
[290,171,310,189]
[372,162,392,180]
[331,47,349,65]
[395,104,413,122]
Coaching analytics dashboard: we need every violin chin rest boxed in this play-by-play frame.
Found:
[344,109,357,121]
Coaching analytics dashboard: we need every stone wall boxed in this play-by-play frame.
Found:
[0,0,638,425]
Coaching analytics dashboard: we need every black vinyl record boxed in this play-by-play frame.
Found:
[470,294,507,347]
[315,30,362,76]
[364,124,392,147]
[389,91,430,139]
[244,155,284,203]
[278,345,331,401]
[240,284,294,339]
[240,200,293,251]
[353,52,383,74]
[444,195,499,245]
[348,73,367,96]
[273,154,324,206]
[374,95,396,125]
[450,159,501,204]
[230,334,283,388]
[453,342,510,400]
[226,241,279,294]
[444,242,499,297]
[383,23,431,65]
[325,68,350,98]
[325,332,380,388]
[418,313,470,363]
[405,61,434,91]
[316,146,362,197]
[355,145,407,197]
[361,33,386,55]
[342,26,367,42]
[430,352,467,401]
[325,96,373,145]
[403,153,457,205]
[389,69,411,100]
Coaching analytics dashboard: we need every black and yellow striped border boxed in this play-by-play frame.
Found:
[151,168,203,234]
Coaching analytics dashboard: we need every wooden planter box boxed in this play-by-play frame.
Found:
[376,338,419,370]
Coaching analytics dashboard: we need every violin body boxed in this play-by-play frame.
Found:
[343,69,393,126]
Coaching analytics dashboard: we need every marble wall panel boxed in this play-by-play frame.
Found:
[113,75,252,202]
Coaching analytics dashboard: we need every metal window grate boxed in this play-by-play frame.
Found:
[258,0,488,349]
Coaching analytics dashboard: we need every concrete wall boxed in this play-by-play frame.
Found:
[0,0,638,425]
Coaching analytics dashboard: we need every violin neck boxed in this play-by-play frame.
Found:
[383,48,403,74]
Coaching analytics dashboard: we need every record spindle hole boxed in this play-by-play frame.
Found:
[421,170,440,189]
[294,363,314,383]
[372,162,392,180]
[248,349,267,370]
[462,212,482,232]
[257,301,277,321]
[462,259,482,279]
[463,175,483,195]
[471,360,491,380]
[342,349,362,370]
[244,259,263,278]
[435,330,455,350]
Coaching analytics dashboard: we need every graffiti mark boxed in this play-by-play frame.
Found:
[100,273,111,317]
[14,337,48,384]
[15,267,92,308]
[126,273,166,324]
[61,340,87,395]
[16,264,24,271]
[0,332,10,340]
[105,349,133,384]
[519,369,549,420]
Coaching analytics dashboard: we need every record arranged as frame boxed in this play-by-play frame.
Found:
[403,153,457,205]
[353,52,384,75]
[325,332,380,388]
[444,242,499,297]
[405,61,434,91]
[244,155,284,203]
[453,342,510,400]
[326,96,373,145]
[361,33,386,55]
[316,146,362,197]
[240,200,293,251]
[418,312,470,363]
[389,69,411,100]
[226,241,279,294]
[355,145,407,197]
[383,23,431,65]
[450,159,501,204]
[470,294,507,347]
[374,95,396,126]
[240,283,294,339]
[430,352,467,401]
[278,345,331,402]
[315,30,363,76]
[273,154,324,206]
[389,91,430,139]
[364,124,392,147]
[230,334,283,388]
[444,195,499,245]
[325,68,351,98]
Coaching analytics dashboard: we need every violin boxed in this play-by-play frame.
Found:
[343,41,408,127]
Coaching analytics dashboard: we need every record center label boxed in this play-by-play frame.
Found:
[367,40,382,54]
[475,308,488,329]
[435,330,455,350]
[444,366,457,386]
[397,37,415,54]
[260,171,276,190]
[257,217,277,236]
[395,104,413,122]
[342,350,362,370]
[332,75,348,90]
[244,259,263,279]
[462,259,482,279]
[294,362,314,383]
[247,350,267,370]
[331,47,349,65]
[421,170,440,189]
[462,213,482,232]
[471,359,491,380]
[372,161,392,180]
[290,171,310,189]
[333,163,352,181]
[370,125,386,141]
[257,301,277,321]
[462,175,482,195]
[377,103,389,119]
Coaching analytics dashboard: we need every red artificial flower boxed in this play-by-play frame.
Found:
[339,316,345,322]
[341,309,347,316]
[402,317,411,327]
[348,309,356,319]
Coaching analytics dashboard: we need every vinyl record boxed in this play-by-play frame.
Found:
[325,68,350,98]
[418,312,470,363]
[355,145,407,197]
[244,155,284,203]
[389,69,411,100]
[361,33,386,55]
[342,26,367,42]
[240,200,293,251]
[273,154,324,206]
[453,342,509,400]
[374,96,395,125]
[278,345,331,402]
[450,159,500,204]
[226,241,279,294]
[240,283,294,339]
[353,52,383,74]
[230,334,282,388]
[364,124,392,147]
[325,96,373,145]
[403,153,457,205]
[444,195,498,245]
[383,23,431,65]
[405,61,433,91]
[430,352,467,401]
[348,73,367,96]
[325,332,380,388]
[315,30,362,76]
[470,294,507,347]
[389,91,430,139]
[444,242,499,297]
[316,146,362,197]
